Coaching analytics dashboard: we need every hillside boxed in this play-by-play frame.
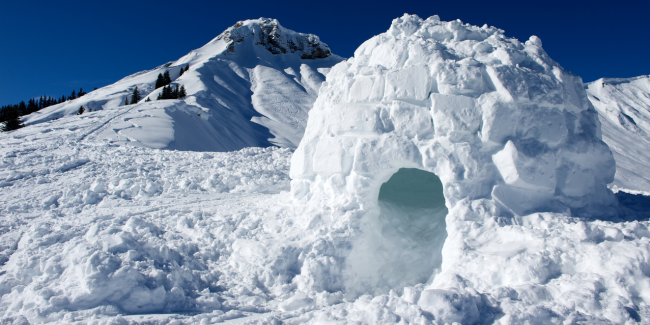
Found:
[23,18,343,151]
[586,75,650,191]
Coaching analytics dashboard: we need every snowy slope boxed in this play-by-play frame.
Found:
[586,75,650,191]
[23,18,343,151]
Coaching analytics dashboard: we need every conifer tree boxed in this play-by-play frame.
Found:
[179,85,187,98]
[70,90,76,100]
[18,101,28,116]
[27,99,37,113]
[1,107,25,132]
[130,87,141,104]
[172,85,179,99]
[77,106,85,115]
[163,85,172,99]
[155,73,165,89]
[124,96,130,106]
[163,71,172,85]
[145,97,151,102]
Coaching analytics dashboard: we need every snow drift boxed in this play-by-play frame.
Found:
[23,18,343,151]
[586,75,650,191]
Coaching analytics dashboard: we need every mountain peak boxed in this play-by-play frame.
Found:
[216,18,331,59]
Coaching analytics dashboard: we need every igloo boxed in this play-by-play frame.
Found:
[290,14,619,297]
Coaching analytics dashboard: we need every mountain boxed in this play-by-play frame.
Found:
[23,18,344,151]
[586,75,650,191]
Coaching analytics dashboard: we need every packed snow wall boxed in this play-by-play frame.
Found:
[291,14,617,218]
[290,14,621,297]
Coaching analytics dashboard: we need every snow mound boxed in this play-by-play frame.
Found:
[586,75,650,191]
[23,18,343,151]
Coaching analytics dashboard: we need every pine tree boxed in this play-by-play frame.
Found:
[27,99,37,113]
[172,85,179,99]
[1,107,25,132]
[77,106,85,115]
[124,96,130,106]
[130,87,141,104]
[179,85,187,98]
[163,71,172,85]
[18,101,27,116]
[145,97,151,102]
[162,85,171,99]
[155,73,165,89]
[70,90,76,100]
[78,88,86,97]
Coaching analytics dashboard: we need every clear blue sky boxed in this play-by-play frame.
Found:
[1,0,648,106]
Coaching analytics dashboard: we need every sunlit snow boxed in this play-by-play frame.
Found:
[1,15,650,325]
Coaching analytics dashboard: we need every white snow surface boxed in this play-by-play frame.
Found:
[23,18,343,151]
[2,14,650,325]
[586,75,650,191]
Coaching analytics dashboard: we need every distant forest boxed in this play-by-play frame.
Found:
[0,87,93,131]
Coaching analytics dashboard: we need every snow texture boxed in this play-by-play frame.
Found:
[1,14,650,325]
[23,18,343,151]
[289,14,650,323]
[586,75,650,191]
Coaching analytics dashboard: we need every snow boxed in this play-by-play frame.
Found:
[23,18,343,152]
[1,14,650,325]
[586,75,650,191]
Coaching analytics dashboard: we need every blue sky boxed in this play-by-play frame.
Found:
[1,0,648,106]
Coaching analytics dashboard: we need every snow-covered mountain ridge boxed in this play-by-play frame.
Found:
[217,18,331,59]
[23,18,343,151]
[586,75,650,191]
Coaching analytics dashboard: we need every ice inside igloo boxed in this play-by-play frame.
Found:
[289,13,622,302]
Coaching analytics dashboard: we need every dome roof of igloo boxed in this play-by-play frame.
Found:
[290,14,618,218]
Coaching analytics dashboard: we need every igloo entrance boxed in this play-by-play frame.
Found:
[345,168,448,296]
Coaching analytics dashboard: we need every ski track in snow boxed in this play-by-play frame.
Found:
[77,103,143,143]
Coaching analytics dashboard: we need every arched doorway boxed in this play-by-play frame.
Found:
[345,168,448,296]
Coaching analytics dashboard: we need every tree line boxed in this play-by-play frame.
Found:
[1,87,92,131]
[3,65,191,132]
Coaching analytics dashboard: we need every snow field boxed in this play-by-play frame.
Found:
[0,115,299,323]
